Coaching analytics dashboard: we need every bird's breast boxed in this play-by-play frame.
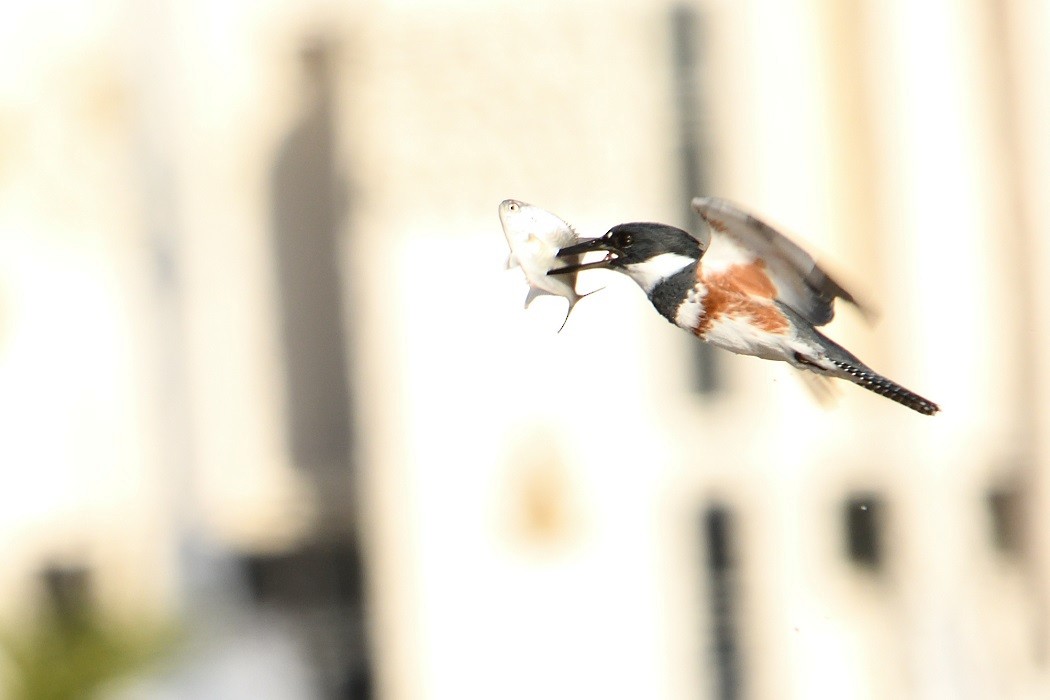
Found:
[692,262,789,337]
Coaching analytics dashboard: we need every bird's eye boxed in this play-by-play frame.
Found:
[508,202,518,211]
[622,234,633,246]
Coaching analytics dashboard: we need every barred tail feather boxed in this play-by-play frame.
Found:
[829,359,939,416]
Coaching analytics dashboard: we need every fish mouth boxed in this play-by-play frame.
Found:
[547,237,620,276]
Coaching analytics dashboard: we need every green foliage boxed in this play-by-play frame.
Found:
[0,610,178,700]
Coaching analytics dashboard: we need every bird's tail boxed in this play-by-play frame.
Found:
[781,303,939,415]
[826,358,940,416]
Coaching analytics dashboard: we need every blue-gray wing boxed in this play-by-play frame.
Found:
[691,197,869,327]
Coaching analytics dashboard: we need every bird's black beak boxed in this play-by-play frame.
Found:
[546,237,619,276]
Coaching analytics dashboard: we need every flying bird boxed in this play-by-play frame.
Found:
[548,197,939,415]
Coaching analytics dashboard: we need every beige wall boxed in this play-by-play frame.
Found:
[0,0,1047,698]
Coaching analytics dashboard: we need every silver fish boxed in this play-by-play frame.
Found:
[499,199,596,331]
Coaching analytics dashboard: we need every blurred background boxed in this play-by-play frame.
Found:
[1,0,1049,698]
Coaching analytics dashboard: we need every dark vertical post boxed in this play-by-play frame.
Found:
[270,39,354,533]
[268,38,373,699]
[670,5,722,395]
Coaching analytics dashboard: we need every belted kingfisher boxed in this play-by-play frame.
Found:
[548,197,939,415]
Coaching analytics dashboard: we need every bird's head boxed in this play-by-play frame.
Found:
[548,223,704,292]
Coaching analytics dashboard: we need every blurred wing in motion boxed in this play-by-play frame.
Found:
[692,197,871,327]
[795,369,840,408]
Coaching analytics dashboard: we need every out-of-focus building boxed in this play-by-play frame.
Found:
[1,0,1049,698]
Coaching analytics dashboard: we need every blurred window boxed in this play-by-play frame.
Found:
[702,502,741,700]
[987,483,1024,557]
[844,493,884,571]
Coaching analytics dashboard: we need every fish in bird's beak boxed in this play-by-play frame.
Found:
[547,237,620,276]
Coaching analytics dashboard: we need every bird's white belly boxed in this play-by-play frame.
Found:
[700,314,796,362]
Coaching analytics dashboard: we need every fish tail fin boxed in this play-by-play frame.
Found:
[556,287,604,333]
